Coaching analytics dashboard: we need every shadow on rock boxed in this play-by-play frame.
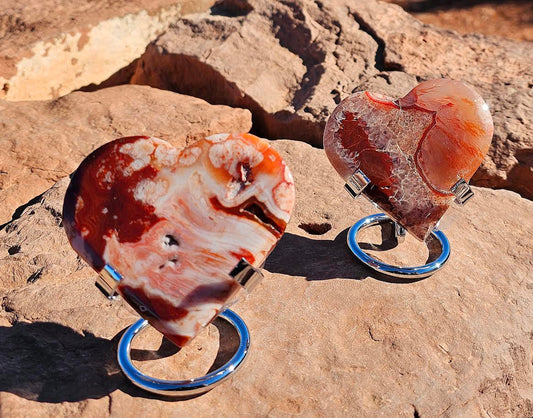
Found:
[0,321,123,402]
[0,319,244,402]
[265,229,368,281]
[266,228,433,284]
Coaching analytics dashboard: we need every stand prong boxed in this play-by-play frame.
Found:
[230,258,264,292]
[344,169,370,198]
[96,264,122,300]
[451,178,474,205]
[394,223,407,244]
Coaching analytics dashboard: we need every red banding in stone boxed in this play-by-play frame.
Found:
[63,136,162,270]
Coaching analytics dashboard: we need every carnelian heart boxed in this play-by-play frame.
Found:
[63,133,295,347]
[323,79,493,241]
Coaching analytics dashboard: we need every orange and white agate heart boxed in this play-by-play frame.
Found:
[323,79,493,241]
[63,133,295,347]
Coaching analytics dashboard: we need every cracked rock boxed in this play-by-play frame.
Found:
[0,0,218,101]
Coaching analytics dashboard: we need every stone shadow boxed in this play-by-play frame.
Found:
[0,319,240,402]
[0,321,122,402]
[265,228,432,284]
[265,228,368,281]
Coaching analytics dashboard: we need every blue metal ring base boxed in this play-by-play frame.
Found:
[347,213,450,279]
[117,309,250,397]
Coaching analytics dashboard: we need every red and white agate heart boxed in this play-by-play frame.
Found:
[323,79,493,241]
[63,133,295,347]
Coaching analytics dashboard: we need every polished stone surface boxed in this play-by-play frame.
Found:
[63,133,294,346]
[323,79,493,240]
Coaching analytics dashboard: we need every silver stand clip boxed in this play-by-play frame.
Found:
[230,258,264,292]
[344,169,370,198]
[394,223,407,244]
[96,264,122,300]
[451,178,474,205]
[97,258,263,299]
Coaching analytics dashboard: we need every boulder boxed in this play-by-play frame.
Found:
[0,139,531,416]
[128,0,532,198]
[130,0,384,146]
[0,85,252,225]
[0,0,217,101]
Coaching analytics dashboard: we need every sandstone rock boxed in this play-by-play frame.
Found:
[128,0,532,198]
[0,84,252,225]
[386,0,533,42]
[130,0,384,145]
[0,0,217,101]
[1,139,531,416]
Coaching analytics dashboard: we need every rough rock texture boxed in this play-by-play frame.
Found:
[1,140,531,417]
[127,0,532,199]
[387,0,533,42]
[1,0,531,416]
[0,0,216,100]
[0,85,252,225]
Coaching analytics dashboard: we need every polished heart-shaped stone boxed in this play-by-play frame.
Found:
[63,133,295,347]
[323,79,493,241]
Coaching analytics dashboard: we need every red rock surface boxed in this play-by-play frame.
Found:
[387,0,533,42]
[2,0,531,199]
[0,0,531,416]
[121,0,532,199]
[0,0,217,100]
[1,141,531,417]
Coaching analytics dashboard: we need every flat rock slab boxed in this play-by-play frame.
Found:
[129,0,532,199]
[0,85,252,225]
[0,0,217,100]
[0,140,531,417]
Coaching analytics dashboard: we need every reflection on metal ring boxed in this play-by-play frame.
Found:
[117,309,250,397]
[347,213,450,279]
